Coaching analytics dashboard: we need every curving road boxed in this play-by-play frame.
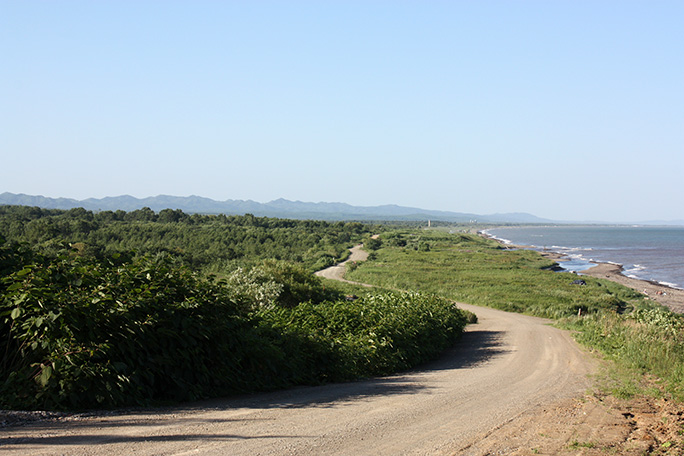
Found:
[314,244,369,284]
[1,248,595,455]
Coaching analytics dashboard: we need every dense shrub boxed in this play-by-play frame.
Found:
[1,242,470,410]
[261,291,470,379]
[223,259,338,311]
[0,247,265,409]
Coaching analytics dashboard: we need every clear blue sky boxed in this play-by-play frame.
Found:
[2,1,683,222]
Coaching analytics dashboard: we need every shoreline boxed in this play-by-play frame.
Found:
[579,259,684,314]
[480,231,684,314]
[536,250,684,314]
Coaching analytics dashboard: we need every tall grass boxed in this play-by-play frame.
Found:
[347,229,684,400]
[347,230,640,318]
[566,302,684,399]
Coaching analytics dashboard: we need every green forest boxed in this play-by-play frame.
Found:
[0,206,471,410]
[0,205,375,272]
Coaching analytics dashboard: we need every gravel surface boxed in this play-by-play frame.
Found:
[314,244,370,285]
[2,243,607,455]
[0,304,594,455]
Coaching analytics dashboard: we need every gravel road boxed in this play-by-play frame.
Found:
[1,245,595,455]
[313,244,369,284]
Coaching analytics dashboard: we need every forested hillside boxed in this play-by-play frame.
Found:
[0,205,374,272]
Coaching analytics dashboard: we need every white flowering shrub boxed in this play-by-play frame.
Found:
[225,266,283,311]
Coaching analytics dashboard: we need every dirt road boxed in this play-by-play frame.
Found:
[1,301,594,455]
[314,244,369,284]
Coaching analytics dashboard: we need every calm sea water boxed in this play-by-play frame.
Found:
[484,226,684,290]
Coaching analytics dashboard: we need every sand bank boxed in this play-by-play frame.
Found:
[580,260,684,314]
[536,250,684,313]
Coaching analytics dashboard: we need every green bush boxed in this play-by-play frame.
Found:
[1,242,471,410]
[257,259,331,308]
[363,236,382,251]
[261,291,470,380]
[0,248,265,409]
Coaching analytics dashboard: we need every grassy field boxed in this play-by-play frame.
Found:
[347,230,640,317]
[344,229,684,401]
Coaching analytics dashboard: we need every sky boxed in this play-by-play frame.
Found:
[2,1,683,223]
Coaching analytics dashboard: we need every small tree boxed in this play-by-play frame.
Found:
[364,237,382,251]
[225,267,284,311]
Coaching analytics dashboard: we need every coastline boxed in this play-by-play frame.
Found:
[579,260,684,314]
[535,249,684,314]
[481,231,684,314]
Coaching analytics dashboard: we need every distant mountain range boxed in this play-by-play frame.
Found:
[0,192,555,224]
[4,192,683,225]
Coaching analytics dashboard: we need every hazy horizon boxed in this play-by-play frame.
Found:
[4,191,684,225]
[2,2,682,223]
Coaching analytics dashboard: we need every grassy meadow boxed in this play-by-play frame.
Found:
[345,229,684,401]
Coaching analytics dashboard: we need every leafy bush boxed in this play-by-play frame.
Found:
[256,259,332,308]
[1,242,470,410]
[261,291,470,380]
[363,236,382,251]
[224,266,284,311]
[628,302,684,337]
[0,247,266,409]
[223,260,339,311]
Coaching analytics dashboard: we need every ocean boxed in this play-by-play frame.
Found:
[484,225,684,290]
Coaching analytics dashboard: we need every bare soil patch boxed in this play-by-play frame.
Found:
[462,387,684,455]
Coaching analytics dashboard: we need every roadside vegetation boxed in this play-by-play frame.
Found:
[3,206,682,416]
[0,207,470,410]
[346,229,684,401]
